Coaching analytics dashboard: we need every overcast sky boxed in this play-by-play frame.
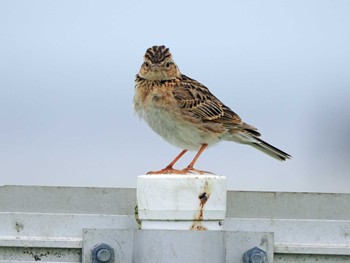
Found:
[1,1,349,193]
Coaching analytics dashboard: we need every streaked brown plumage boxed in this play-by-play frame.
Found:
[133,45,291,174]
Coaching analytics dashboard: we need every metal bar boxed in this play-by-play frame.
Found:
[224,218,350,255]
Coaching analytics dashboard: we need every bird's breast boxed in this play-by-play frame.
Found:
[133,80,220,150]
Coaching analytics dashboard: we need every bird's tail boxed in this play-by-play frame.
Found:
[223,124,291,161]
[250,137,291,161]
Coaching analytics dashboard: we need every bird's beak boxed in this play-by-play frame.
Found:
[151,64,160,71]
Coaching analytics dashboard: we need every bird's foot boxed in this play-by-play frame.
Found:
[180,166,214,175]
[147,166,214,175]
[147,166,184,175]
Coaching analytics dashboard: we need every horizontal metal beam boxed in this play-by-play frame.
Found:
[2,186,350,220]
[224,218,350,256]
[1,185,350,262]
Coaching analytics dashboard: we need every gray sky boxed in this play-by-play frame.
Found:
[1,1,349,192]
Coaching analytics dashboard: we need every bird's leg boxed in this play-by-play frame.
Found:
[181,144,212,174]
[147,149,188,175]
[164,149,188,170]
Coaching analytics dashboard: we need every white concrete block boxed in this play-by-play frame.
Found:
[137,174,227,230]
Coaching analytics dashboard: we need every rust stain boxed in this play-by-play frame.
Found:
[190,181,211,230]
[190,223,207,231]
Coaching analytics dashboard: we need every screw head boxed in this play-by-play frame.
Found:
[243,246,268,263]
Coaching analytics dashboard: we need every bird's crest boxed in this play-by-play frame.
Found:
[144,45,172,63]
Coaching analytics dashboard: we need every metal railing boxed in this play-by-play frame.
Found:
[1,185,349,262]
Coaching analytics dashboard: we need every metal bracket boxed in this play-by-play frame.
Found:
[83,229,273,263]
[83,229,134,263]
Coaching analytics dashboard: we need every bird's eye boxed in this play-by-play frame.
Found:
[144,62,149,67]
[166,62,171,68]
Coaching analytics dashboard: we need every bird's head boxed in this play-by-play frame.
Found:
[138,45,181,81]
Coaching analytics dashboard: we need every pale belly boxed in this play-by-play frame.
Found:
[138,105,219,151]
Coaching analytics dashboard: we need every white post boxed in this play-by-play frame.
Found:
[137,174,227,230]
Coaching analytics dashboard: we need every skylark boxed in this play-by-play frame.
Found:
[134,45,291,174]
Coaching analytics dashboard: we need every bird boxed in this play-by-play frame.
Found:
[133,45,291,175]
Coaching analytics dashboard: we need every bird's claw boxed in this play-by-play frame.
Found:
[147,166,214,175]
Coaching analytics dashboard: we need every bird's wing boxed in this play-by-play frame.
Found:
[173,75,260,135]
[173,74,240,122]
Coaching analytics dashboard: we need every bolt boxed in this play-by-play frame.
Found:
[92,243,114,263]
[97,248,111,262]
[243,246,268,263]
